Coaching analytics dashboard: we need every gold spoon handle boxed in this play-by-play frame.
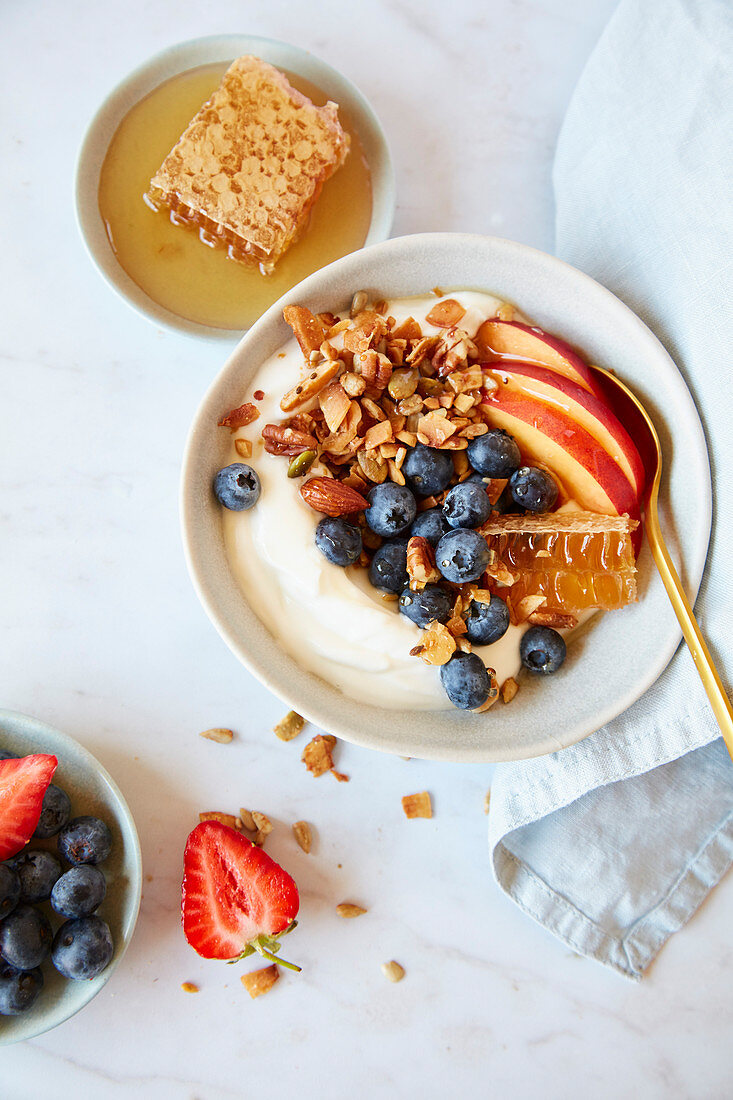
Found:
[646,488,733,758]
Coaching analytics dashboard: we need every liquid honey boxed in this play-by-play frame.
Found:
[98,62,373,331]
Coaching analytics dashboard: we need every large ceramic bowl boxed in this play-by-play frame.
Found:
[181,233,711,762]
[0,710,142,1044]
[76,34,395,340]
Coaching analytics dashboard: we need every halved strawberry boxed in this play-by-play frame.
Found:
[182,820,301,970]
[0,754,58,860]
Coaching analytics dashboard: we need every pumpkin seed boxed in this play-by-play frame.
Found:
[287,450,317,478]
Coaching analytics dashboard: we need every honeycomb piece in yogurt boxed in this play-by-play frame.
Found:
[481,511,639,616]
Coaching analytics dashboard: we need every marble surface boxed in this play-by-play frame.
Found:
[2,0,731,1096]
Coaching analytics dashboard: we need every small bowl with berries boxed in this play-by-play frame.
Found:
[0,710,142,1043]
[181,233,711,762]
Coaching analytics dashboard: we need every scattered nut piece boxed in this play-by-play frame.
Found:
[274,711,305,742]
[417,621,456,666]
[241,964,279,1000]
[199,727,233,744]
[292,821,312,853]
[239,808,257,832]
[402,791,433,819]
[381,961,405,983]
[302,734,338,778]
[181,982,199,993]
[234,438,253,459]
[336,903,367,918]
[218,402,260,430]
[501,677,519,704]
[251,812,272,847]
[199,812,239,829]
[474,670,500,712]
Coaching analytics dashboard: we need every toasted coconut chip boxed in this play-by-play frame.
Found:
[402,791,433,819]
[302,733,347,779]
[241,964,279,999]
[283,305,328,356]
[274,710,305,742]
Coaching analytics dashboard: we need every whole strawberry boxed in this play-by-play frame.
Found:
[181,820,300,970]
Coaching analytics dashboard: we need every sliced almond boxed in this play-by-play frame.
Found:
[199,727,233,744]
[292,821,313,854]
[336,903,367,918]
[381,960,405,983]
[199,812,239,829]
[500,677,519,704]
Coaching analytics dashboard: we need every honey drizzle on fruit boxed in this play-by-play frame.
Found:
[98,62,373,331]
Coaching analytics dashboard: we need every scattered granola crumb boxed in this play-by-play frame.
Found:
[501,677,519,704]
[402,791,432,819]
[302,734,348,781]
[483,790,491,815]
[274,711,305,742]
[336,903,367,918]
[181,982,199,993]
[234,438,252,459]
[241,965,279,999]
[199,727,233,744]
[292,821,312,853]
[381,961,405,983]
[199,812,239,829]
[239,808,257,832]
[253,389,265,401]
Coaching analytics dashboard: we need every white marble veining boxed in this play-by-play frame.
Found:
[1,0,731,1096]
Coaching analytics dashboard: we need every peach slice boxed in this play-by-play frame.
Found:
[475,319,602,396]
[483,362,646,498]
[479,390,641,522]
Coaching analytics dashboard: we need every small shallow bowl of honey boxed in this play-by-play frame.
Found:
[76,35,395,340]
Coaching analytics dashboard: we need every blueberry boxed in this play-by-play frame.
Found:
[0,864,20,919]
[442,482,493,529]
[410,507,451,547]
[12,850,62,903]
[368,539,408,593]
[34,783,72,838]
[315,516,362,566]
[0,905,52,970]
[398,584,452,628]
[51,866,106,919]
[440,652,492,710]
[52,916,114,981]
[520,626,566,674]
[58,816,112,866]
[0,962,43,1015]
[213,463,261,511]
[365,483,417,537]
[509,466,558,513]
[435,529,490,584]
[465,595,510,645]
[402,444,454,497]
[467,429,521,477]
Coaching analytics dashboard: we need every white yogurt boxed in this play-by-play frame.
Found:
[221,291,526,710]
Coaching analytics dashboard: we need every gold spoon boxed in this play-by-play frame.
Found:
[592,365,733,759]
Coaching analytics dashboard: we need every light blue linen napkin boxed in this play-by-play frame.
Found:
[488,0,733,979]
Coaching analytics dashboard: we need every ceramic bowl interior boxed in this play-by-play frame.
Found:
[0,710,142,1044]
[181,233,711,762]
[76,34,395,340]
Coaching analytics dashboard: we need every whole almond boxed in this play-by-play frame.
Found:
[300,477,368,517]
